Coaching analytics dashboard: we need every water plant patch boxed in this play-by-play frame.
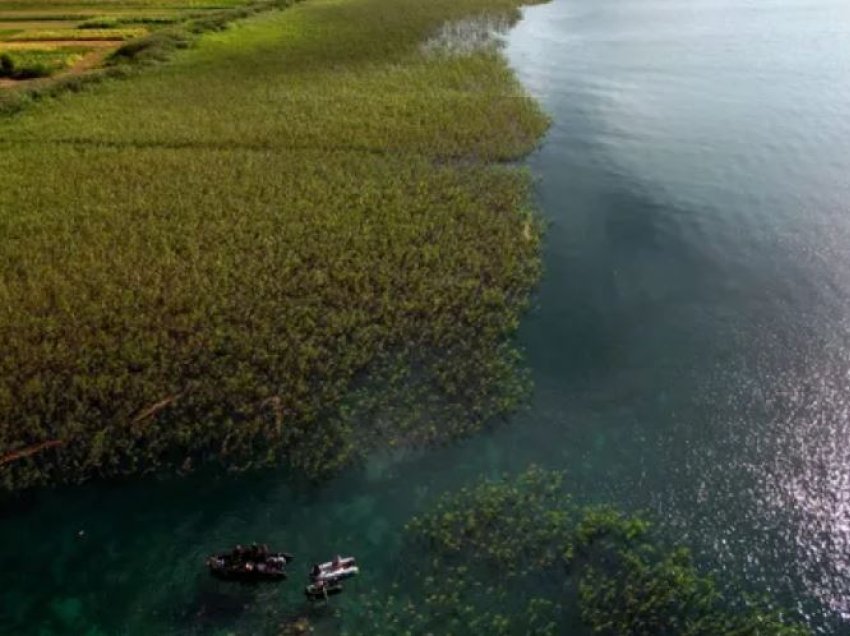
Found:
[347,467,811,635]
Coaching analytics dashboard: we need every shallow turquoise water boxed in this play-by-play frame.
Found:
[5,0,850,633]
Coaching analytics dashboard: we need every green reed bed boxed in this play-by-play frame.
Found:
[0,0,549,490]
[348,467,809,635]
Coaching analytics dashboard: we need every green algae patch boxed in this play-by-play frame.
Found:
[349,467,811,635]
[0,0,548,490]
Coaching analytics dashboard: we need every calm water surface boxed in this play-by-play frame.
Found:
[509,0,850,629]
[4,0,850,633]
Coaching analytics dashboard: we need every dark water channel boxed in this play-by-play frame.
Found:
[4,0,850,633]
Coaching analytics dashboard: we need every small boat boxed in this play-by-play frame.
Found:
[305,581,344,600]
[207,545,294,582]
[309,556,358,583]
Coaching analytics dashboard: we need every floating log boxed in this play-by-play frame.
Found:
[131,393,181,425]
[0,439,64,466]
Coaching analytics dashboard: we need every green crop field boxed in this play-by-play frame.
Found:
[0,0,270,82]
[0,1,246,9]
[0,47,89,79]
[0,0,549,490]
[6,27,147,40]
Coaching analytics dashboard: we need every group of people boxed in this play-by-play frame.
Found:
[306,577,342,599]
[232,543,270,561]
[229,543,280,574]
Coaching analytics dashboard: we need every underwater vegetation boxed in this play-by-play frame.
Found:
[0,0,548,490]
[348,467,810,635]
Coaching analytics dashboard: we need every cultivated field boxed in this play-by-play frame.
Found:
[0,0,263,84]
[0,0,548,490]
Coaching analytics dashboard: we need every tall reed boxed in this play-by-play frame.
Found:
[0,0,549,490]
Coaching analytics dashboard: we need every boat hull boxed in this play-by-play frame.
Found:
[311,556,358,583]
[207,551,293,582]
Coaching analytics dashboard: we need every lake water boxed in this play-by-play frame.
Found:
[507,0,850,630]
[4,0,850,633]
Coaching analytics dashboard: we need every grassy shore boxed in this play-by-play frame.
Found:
[0,0,548,490]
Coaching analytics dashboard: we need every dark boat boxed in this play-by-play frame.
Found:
[207,545,294,582]
[305,581,344,600]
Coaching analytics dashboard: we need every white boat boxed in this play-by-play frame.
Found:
[309,556,358,583]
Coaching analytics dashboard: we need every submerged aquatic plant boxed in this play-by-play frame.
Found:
[405,464,575,575]
[579,544,810,636]
[349,468,810,635]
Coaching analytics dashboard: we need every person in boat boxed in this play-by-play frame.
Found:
[310,564,321,579]
[307,579,343,600]
[246,543,269,561]
[312,579,329,599]
[233,544,245,561]
[332,555,341,569]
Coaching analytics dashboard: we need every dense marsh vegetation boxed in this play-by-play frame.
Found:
[348,467,810,635]
[0,0,548,489]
